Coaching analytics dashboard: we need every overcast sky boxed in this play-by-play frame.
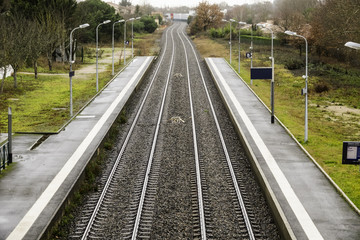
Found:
[105,0,272,8]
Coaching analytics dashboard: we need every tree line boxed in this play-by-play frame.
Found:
[0,0,159,93]
[189,0,360,64]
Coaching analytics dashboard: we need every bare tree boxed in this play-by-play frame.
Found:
[2,14,36,88]
[39,13,65,71]
[311,0,360,58]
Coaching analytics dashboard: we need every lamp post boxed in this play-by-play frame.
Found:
[112,19,125,76]
[250,24,254,85]
[124,18,134,66]
[96,20,111,92]
[285,30,309,142]
[237,21,247,73]
[69,23,89,117]
[258,24,275,124]
[345,41,360,50]
[222,19,236,64]
[132,17,141,59]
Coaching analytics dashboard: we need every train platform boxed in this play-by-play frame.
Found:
[205,57,360,239]
[0,56,154,240]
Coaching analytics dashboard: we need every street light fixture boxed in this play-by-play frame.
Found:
[236,21,247,73]
[124,18,134,66]
[112,19,125,76]
[96,19,111,92]
[222,19,236,64]
[285,30,309,142]
[132,17,141,58]
[258,23,275,123]
[345,41,360,50]
[69,23,89,117]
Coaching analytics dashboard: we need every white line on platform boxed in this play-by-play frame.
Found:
[208,58,323,240]
[76,115,96,119]
[7,56,153,240]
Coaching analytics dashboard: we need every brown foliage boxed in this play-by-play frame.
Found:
[311,0,360,54]
[191,1,223,33]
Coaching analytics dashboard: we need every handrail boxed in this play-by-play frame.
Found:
[0,141,10,172]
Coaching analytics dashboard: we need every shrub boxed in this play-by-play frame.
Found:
[314,82,330,93]
[284,58,304,70]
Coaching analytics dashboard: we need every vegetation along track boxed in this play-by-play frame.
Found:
[68,22,280,239]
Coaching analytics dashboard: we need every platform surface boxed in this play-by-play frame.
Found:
[205,57,360,240]
[0,56,154,240]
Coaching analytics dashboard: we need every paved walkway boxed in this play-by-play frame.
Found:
[0,56,154,240]
[205,57,360,240]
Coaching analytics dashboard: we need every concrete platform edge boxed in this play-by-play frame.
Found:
[221,59,360,217]
[204,58,296,240]
[37,56,155,240]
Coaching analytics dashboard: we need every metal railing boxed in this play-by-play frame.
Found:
[0,141,10,172]
[1,107,13,173]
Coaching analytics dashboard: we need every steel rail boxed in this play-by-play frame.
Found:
[130,25,177,239]
[81,24,175,240]
[180,24,256,240]
[176,27,207,240]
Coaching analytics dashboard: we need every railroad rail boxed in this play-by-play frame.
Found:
[69,22,279,239]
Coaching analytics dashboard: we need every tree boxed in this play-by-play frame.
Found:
[141,16,157,33]
[73,0,119,43]
[1,14,36,88]
[311,0,360,60]
[10,0,77,68]
[190,1,223,34]
[135,4,141,16]
[274,0,318,30]
[120,0,131,7]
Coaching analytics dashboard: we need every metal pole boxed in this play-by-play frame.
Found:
[250,25,253,85]
[270,29,275,124]
[230,21,232,64]
[69,27,77,117]
[96,24,100,92]
[112,22,115,76]
[304,36,308,143]
[132,20,134,59]
[238,27,241,73]
[8,107,12,164]
[124,21,127,66]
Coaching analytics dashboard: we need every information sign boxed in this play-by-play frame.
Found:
[250,67,272,80]
[342,141,360,164]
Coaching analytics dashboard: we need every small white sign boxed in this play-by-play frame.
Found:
[347,146,358,160]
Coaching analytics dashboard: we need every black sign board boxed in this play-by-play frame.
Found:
[251,67,272,80]
[69,71,75,77]
[342,141,360,164]
[246,52,252,58]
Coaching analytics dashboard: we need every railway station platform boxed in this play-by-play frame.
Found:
[0,56,154,240]
[205,57,360,239]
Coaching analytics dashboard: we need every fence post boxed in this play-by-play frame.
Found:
[8,107,12,164]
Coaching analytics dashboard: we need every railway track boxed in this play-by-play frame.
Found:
[68,22,280,239]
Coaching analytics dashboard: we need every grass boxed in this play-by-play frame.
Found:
[0,67,113,133]
[193,34,360,209]
[0,29,164,134]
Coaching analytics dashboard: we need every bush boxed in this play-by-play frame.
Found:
[209,27,224,38]
[314,82,330,93]
[284,58,304,70]
[141,16,157,33]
